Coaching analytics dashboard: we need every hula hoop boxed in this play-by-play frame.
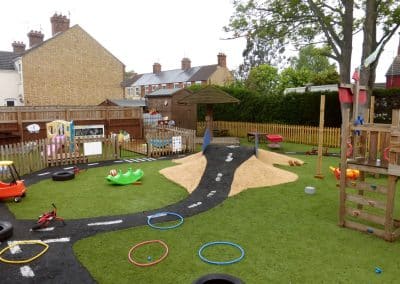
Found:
[384,147,390,161]
[147,212,183,230]
[128,239,169,267]
[198,241,245,265]
[0,240,49,264]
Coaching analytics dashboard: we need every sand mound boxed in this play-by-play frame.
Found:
[159,148,303,196]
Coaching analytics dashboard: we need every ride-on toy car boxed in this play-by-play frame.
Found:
[0,161,27,202]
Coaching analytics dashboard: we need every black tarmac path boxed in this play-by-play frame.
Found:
[0,144,255,283]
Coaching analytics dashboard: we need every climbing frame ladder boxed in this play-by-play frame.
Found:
[339,109,400,241]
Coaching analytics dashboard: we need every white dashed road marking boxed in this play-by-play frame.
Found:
[87,220,123,226]
[37,172,50,176]
[20,266,35,278]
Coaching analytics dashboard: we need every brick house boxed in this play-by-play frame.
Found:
[0,14,124,106]
[386,34,400,89]
[122,53,233,99]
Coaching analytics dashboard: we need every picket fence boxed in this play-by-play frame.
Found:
[0,126,197,176]
[197,121,341,147]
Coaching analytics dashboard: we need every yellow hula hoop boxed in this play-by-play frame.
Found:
[0,240,49,264]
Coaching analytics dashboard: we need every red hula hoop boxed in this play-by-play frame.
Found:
[346,142,353,158]
[383,147,390,162]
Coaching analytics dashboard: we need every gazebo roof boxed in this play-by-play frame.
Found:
[178,85,239,104]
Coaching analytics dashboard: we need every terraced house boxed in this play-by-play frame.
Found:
[122,53,234,99]
[0,14,124,106]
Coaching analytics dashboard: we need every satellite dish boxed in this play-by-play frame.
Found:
[26,123,40,133]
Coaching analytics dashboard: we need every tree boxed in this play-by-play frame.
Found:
[225,0,355,83]
[277,67,313,93]
[225,1,400,87]
[360,0,400,90]
[291,45,337,73]
[245,64,280,95]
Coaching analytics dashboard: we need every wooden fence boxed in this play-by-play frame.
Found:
[146,126,196,157]
[197,121,341,147]
[0,106,143,144]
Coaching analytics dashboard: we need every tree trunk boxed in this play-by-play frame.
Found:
[339,0,354,83]
[360,0,378,93]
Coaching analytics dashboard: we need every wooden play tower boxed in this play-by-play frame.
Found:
[339,82,400,241]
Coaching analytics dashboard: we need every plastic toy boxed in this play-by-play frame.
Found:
[329,166,360,180]
[109,169,117,176]
[106,168,144,185]
[128,240,169,267]
[147,212,184,230]
[0,161,27,202]
[198,241,245,265]
[0,240,49,264]
[31,203,65,230]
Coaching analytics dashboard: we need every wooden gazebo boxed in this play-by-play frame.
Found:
[178,85,239,136]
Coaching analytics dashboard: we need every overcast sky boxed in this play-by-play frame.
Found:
[1,0,398,83]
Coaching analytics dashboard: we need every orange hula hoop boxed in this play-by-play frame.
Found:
[128,239,169,267]
[346,142,353,158]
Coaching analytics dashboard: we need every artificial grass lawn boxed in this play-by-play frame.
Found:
[7,160,188,219]
[74,142,400,283]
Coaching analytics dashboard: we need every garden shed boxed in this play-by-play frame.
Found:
[145,88,196,130]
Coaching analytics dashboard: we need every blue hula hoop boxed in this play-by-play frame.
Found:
[147,212,184,230]
[198,241,245,265]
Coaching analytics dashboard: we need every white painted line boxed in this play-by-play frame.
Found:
[87,163,99,166]
[20,266,35,278]
[124,159,132,163]
[133,159,140,162]
[87,220,123,226]
[63,166,74,170]
[37,172,50,176]
[43,237,70,243]
[227,145,240,148]
[8,241,22,254]
[114,160,124,163]
[148,158,156,161]
[33,227,55,232]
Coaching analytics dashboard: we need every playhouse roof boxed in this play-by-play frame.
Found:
[178,85,239,104]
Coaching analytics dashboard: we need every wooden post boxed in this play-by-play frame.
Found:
[205,104,214,138]
[315,95,325,179]
[339,108,350,226]
[369,96,375,124]
[17,109,23,142]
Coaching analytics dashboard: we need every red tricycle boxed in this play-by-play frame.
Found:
[0,161,27,202]
[31,203,65,230]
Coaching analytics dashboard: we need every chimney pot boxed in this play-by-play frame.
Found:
[50,13,70,36]
[153,63,161,74]
[12,41,26,54]
[181,57,191,70]
[27,30,44,48]
[217,53,227,68]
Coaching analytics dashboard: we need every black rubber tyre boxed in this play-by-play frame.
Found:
[193,274,244,284]
[0,221,13,242]
[52,171,75,181]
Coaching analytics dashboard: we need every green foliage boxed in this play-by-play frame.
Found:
[245,64,279,95]
[197,85,341,127]
[291,45,336,73]
[278,67,313,94]
[373,88,400,123]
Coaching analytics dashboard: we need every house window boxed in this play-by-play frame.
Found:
[152,85,156,91]
[6,100,15,107]
[195,81,202,85]
[174,83,180,89]
[162,84,166,89]
[186,82,191,87]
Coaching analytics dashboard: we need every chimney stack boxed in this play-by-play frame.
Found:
[12,41,26,54]
[50,13,70,36]
[181,57,191,70]
[153,63,161,74]
[27,30,44,48]
[217,53,227,68]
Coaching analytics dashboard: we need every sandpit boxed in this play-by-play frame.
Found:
[159,149,303,196]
